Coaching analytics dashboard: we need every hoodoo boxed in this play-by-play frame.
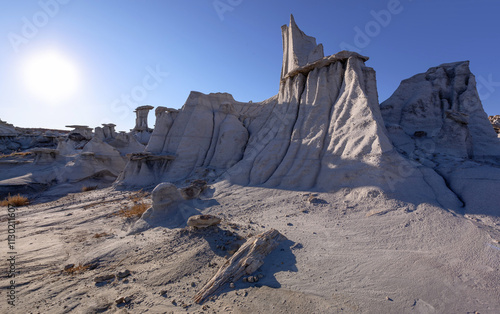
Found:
[116,15,467,210]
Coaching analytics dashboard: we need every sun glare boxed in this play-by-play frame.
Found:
[22,50,80,103]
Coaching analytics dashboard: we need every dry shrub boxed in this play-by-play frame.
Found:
[0,152,33,159]
[93,232,111,238]
[82,185,98,192]
[63,264,90,275]
[115,203,149,218]
[0,194,29,207]
[113,190,150,218]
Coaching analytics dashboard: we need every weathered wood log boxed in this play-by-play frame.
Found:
[193,229,285,304]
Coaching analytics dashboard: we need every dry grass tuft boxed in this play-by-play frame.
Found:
[0,152,33,159]
[93,232,111,238]
[115,203,149,218]
[82,185,98,192]
[112,190,151,218]
[63,264,90,275]
[0,194,29,207]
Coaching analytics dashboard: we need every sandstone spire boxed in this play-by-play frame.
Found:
[281,14,324,80]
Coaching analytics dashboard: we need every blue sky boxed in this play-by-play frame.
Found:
[1,0,499,131]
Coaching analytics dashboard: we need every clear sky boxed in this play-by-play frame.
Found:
[1,0,499,131]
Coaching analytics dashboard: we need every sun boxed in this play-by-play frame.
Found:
[22,50,80,103]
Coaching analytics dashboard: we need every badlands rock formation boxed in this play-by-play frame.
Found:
[0,119,67,154]
[132,105,154,145]
[0,113,146,197]
[381,61,500,160]
[117,16,468,211]
[0,118,18,136]
[381,62,500,216]
[2,15,500,314]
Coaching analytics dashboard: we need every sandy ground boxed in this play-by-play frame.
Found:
[1,182,500,313]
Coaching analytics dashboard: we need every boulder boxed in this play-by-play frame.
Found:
[187,214,221,228]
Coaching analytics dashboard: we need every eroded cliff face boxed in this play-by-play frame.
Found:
[118,17,403,191]
[381,61,500,161]
[116,16,458,209]
[115,15,500,215]
[227,51,396,190]
[381,62,500,216]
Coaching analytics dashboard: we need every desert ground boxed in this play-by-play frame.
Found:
[1,178,499,313]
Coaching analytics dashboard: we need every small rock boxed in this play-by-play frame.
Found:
[94,274,115,283]
[247,276,254,283]
[180,180,207,200]
[115,297,125,304]
[229,282,235,289]
[115,296,132,304]
[187,214,222,228]
[386,296,393,301]
[242,277,247,282]
[191,282,196,287]
[117,269,131,278]
[257,274,264,279]
[287,223,293,226]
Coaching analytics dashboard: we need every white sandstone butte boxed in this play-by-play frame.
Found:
[117,15,482,211]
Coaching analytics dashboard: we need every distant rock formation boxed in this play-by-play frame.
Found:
[381,61,500,160]
[132,105,154,144]
[489,115,500,135]
[0,119,67,154]
[0,119,18,137]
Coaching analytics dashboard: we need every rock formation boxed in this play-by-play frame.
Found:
[381,62,500,216]
[3,15,500,217]
[133,105,154,144]
[117,15,448,208]
[489,115,500,136]
[146,107,179,153]
[281,15,324,80]
[129,182,200,233]
[94,123,117,140]
[66,125,93,140]
[0,119,18,137]
[381,61,500,161]
[133,105,154,132]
